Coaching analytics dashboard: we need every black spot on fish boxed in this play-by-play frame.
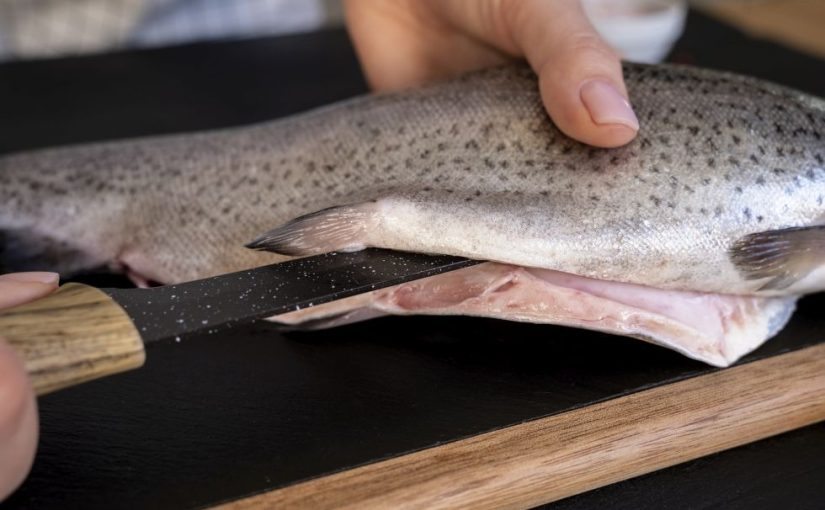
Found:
[756,176,766,185]
[465,140,479,151]
[743,207,752,220]
[688,126,700,136]
[649,195,661,207]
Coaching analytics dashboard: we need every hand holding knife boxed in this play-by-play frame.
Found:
[0,249,477,395]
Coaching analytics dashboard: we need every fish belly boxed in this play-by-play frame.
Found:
[273,262,797,367]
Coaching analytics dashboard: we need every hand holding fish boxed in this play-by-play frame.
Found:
[0,272,58,500]
[344,0,640,148]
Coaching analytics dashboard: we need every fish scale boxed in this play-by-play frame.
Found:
[1,62,824,366]
[1,63,822,287]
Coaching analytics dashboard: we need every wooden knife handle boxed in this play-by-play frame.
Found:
[0,283,145,395]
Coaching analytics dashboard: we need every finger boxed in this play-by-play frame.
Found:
[434,0,639,148]
[0,340,38,501]
[0,272,59,309]
[502,0,639,147]
[344,0,511,90]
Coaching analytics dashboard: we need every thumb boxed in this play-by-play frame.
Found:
[504,0,639,148]
[0,340,38,501]
[0,272,60,309]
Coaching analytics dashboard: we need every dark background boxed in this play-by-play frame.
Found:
[1,10,824,510]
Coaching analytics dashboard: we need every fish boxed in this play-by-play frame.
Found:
[1,63,823,366]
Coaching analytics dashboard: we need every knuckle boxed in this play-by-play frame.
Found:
[565,31,619,61]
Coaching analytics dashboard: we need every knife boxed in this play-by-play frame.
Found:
[0,249,479,396]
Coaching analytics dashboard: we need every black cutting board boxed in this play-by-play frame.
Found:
[1,10,825,510]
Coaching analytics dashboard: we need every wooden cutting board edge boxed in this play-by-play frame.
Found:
[212,342,825,510]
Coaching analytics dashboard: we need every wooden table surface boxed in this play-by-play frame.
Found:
[1,9,824,510]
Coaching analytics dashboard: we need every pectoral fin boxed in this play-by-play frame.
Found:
[245,202,379,256]
[729,226,825,291]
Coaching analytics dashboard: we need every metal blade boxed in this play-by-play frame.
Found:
[105,249,479,344]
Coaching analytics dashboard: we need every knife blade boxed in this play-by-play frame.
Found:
[0,249,479,395]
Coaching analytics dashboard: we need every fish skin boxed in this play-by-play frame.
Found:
[1,63,823,291]
[0,62,823,366]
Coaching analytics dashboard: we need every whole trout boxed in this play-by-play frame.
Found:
[1,63,823,366]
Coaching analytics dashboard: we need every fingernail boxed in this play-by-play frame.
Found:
[580,80,639,131]
[0,272,59,285]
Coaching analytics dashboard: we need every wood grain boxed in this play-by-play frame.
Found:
[216,343,825,510]
[0,283,145,395]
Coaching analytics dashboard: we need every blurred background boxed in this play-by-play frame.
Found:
[0,0,822,64]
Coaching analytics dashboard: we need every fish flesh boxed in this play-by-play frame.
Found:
[1,63,823,366]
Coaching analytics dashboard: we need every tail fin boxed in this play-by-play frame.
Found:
[0,228,103,274]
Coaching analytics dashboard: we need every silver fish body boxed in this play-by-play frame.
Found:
[1,63,824,365]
